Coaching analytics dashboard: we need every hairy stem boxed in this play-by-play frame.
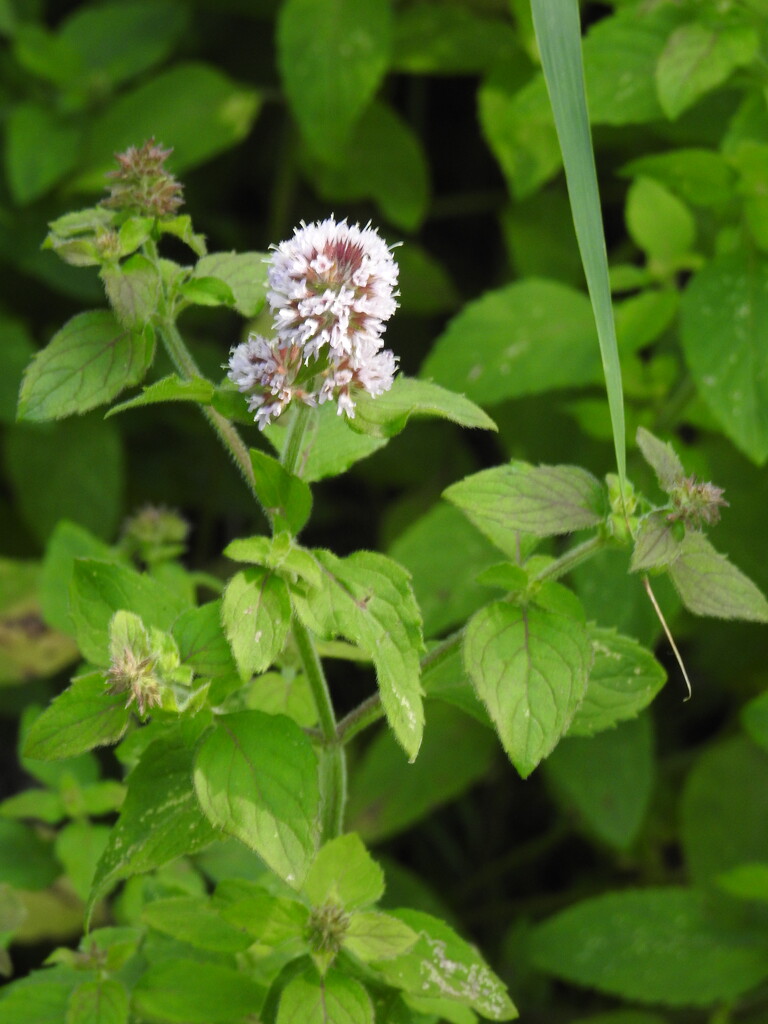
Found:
[157,319,258,499]
[532,533,607,584]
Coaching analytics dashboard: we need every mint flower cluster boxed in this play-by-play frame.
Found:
[227,217,399,427]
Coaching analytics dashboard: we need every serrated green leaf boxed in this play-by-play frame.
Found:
[107,374,214,417]
[530,888,768,1006]
[134,960,265,1024]
[193,252,269,317]
[545,714,654,849]
[292,550,424,760]
[225,534,323,590]
[221,568,291,678]
[464,601,592,776]
[680,250,768,463]
[250,449,312,534]
[278,967,373,1024]
[569,626,666,737]
[630,514,683,572]
[656,22,759,120]
[345,911,417,962]
[635,427,685,491]
[445,461,604,541]
[90,729,217,907]
[141,896,253,952]
[216,880,309,945]
[0,968,81,1024]
[622,148,734,208]
[172,600,239,687]
[277,0,390,163]
[194,710,320,888]
[22,671,129,761]
[667,532,768,622]
[40,521,116,634]
[179,276,235,308]
[421,280,600,404]
[66,977,128,1024]
[18,310,153,421]
[101,255,159,330]
[303,833,384,910]
[351,376,496,439]
[374,909,517,1020]
[69,559,191,666]
[681,736,768,885]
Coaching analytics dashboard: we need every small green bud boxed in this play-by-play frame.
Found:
[306,901,349,970]
[121,505,189,565]
[102,138,184,218]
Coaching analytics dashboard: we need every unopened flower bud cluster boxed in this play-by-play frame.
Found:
[228,217,399,427]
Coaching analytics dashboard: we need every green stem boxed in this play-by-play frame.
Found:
[532,533,607,584]
[293,615,346,840]
[157,319,258,500]
[279,403,345,840]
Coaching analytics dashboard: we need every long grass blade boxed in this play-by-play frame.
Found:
[530,0,626,487]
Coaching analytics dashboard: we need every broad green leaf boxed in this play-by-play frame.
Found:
[0,819,59,890]
[374,909,517,1020]
[545,714,654,849]
[392,2,517,74]
[730,141,768,251]
[531,0,626,486]
[194,710,320,887]
[107,374,214,417]
[530,888,768,1005]
[445,461,604,540]
[351,377,496,439]
[667,532,768,622]
[621,149,734,207]
[626,178,695,267]
[75,63,261,189]
[292,550,424,760]
[225,533,322,590]
[5,103,79,204]
[101,256,159,330]
[23,672,129,761]
[303,834,384,910]
[630,514,683,572]
[193,252,269,317]
[69,558,191,665]
[278,967,373,1024]
[264,401,386,482]
[464,601,592,776]
[242,670,317,728]
[216,880,309,945]
[582,7,676,125]
[388,503,502,637]
[6,417,123,544]
[568,626,666,737]
[346,701,495,842]
[141,896,253,952]
[250,449,313,535]
[681,736,768,885]
[179,276,235,308]
[718,863,768,903]
[40,521,116,634]
[635,427,685,491]
[18,311,153,421]
[91,729,216,906]
[310,101,429,231]
[0,968,80,1024]
[134,961,264,1024]
[59,0,186,88]
[615,290,678,353]
[221,568,291,678]
[479,69,561,200]
[680,250,768,463]
[172,601,239,688]
[66,977,128,1024]
[345,911,417,962]
[1,788,65,824]
[656,22,759,120]
[421,280,600,404]
[277,0,391,163]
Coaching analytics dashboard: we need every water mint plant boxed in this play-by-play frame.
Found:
[4,1,768,1021]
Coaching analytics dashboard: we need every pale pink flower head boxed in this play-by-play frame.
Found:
[228,217,399,428]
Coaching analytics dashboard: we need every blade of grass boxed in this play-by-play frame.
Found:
[531,0,626,489]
